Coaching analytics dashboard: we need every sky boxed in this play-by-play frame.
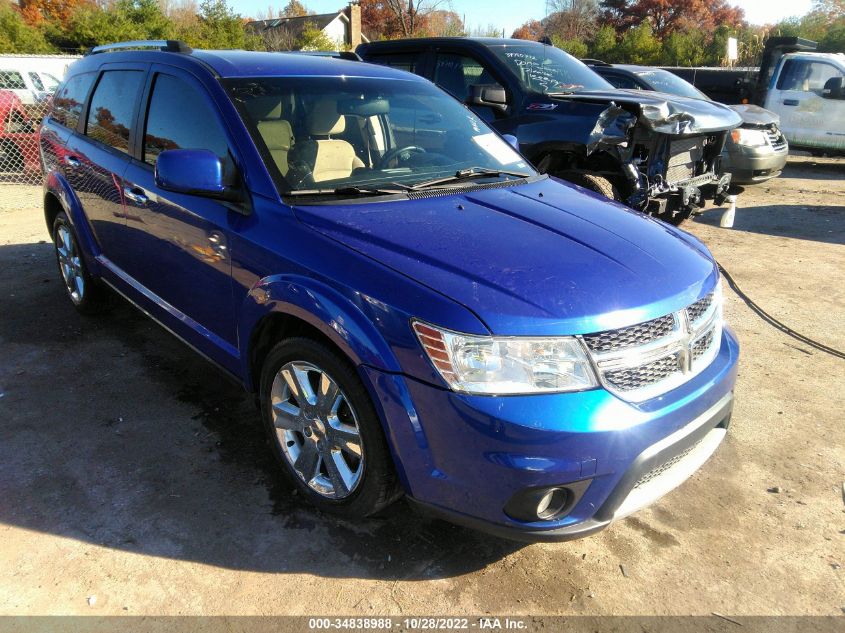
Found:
[232,0,816,38]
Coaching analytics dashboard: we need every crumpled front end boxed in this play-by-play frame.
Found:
[583,95,740,221]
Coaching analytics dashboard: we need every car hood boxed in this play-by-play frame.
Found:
[728,103,780,127]
[557,89,742,134]
[293,178,718,336]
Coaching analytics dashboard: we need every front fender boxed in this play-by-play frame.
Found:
[237,273,403,391]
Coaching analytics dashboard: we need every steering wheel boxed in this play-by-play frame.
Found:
[378,145,426,169]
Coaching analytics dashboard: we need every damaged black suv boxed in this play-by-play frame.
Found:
[358,38,742,224]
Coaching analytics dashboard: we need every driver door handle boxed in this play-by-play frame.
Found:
[783,99,799,106]
[123,186,149,206]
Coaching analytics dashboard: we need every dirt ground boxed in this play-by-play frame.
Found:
[0,155,843,617]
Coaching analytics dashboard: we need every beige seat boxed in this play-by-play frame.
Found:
[294,100,364,183]
[247,95,294,176]
[257,119,294,176]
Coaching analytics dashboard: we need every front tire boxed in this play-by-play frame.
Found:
[259,337,401,518]
[52,212,111,314]
[568,173,621,200]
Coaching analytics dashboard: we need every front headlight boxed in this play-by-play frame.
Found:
[412,321,598,395]
[730,128,768,147]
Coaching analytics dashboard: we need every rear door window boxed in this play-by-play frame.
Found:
[434,53,492,100]
[85,70,145,154]
[367,53,420,74]
[51,72,96,130]
[142,73,231,169]
[0,70,26,90]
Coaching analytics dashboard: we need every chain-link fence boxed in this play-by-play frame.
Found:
[1,55,81,210]
[0,93,47,209]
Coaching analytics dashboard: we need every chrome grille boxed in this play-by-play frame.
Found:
[691,329,715,362]
[686,294,713,326]
[633,439,703,489]
[605,352,681,392]
[666,137,704,184]
[765,127,787,151]
[583,289,721,401]
[583,314,675,353]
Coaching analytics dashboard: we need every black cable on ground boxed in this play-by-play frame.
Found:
[717,262,845,360]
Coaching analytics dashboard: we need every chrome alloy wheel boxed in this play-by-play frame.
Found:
[55,225,85,305]
[270,361,364,499]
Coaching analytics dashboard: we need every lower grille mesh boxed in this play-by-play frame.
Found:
[634,439,703,489]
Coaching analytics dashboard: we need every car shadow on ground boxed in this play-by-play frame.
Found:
[776,157,845,181]
[692,202,844,246]
[0,241,524,582]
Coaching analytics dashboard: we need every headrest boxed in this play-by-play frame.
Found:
[257,119,293,151]
[246,96,283,120]
[308,100,345,136]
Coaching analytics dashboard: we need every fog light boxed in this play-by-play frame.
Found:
[504,485,581,522]
[536,488,568,519]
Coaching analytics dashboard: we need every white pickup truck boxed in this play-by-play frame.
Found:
[764,50,845,155]
[665,38,845,156]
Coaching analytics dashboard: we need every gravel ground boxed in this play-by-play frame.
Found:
[0,155,843,617]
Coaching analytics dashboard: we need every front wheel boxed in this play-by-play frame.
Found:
[566,173,621,201]
[259,337,401,518]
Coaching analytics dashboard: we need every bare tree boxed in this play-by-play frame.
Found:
[544,0,598,42]
[384,0,444,37]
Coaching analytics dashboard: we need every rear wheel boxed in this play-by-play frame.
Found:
[259,337,401,518]
[52,212,111,314]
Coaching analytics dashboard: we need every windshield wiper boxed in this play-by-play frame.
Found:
[285,184,410,197]
[409,168,532,190]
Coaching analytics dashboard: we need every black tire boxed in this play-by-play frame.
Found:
[52,212,111,314]
[259,337,401,518]
[568,173,621,201]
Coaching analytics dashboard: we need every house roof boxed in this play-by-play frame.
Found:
[247,12,343,36]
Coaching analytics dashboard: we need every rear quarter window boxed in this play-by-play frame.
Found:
[85,70,145,154]
[51,72,96,130]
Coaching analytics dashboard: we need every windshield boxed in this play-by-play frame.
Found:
[225,76,534,195]
[489,43,613,94]
[635,69,709,100]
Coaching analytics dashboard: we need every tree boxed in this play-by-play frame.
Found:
[616,21,661,64]
[544,0,599,42]
[281,0,311,18]
[661,30,706,66]
[551,35,588,58]
[383,0,444,37]
[19,0,90,26]
[0,3,55,53]
[187,0,263,49]
[511,19,543,40]
[296,21,336,50]
[60,0,174,50]
[601,0,744,39]
[424,10,464,36]
[588,23,617,61]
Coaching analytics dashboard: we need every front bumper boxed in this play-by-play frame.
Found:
[722,143,789,184]
[363,327,740,541]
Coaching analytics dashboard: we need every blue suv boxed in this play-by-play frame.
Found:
[40,41,738,541]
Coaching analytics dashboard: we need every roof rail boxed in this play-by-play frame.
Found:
[86,40,193,56]
[284,50,363,61]
[581,58,610,66]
